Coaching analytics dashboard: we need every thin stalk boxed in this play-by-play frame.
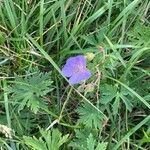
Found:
[58,86,73,121]
[39,0,44,46]
[126,109,130,150]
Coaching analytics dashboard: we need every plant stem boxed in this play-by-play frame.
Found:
[58,86,73,121]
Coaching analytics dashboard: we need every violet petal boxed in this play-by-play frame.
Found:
[69,69,91,85]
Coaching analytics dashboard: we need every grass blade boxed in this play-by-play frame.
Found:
[107,76,150,109]
[112,115,150,150]
[3,80,16,150]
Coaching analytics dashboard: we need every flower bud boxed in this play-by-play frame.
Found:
[85,52,95,61]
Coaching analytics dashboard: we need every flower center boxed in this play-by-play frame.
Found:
[74,64,84,74]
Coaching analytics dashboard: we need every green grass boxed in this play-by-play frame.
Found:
[0,0,150,150]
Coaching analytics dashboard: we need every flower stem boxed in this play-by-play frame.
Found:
[58,86,73,121]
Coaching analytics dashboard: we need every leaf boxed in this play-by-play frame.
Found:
[40,129,69,150]
[87,134,96,150]
[69,129,92,150]
[76,102,103,129]
[23,136,47,150]
[81,35,97,46]
[128,21,150,46]
[139,131,150,145]
[112,93,120,115]
[81,26,107,46]
[120,94,133,112]
[100,84,117,104]
[95,142,108,150]
[9,67,53,113]
[69,130,108,150]
[24,128,69,150]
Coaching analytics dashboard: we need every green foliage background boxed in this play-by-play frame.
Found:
[0,0,150,150]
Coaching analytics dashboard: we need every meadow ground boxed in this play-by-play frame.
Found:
[0,0,150,150]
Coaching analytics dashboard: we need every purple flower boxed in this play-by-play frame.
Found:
[62,55,91,85]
